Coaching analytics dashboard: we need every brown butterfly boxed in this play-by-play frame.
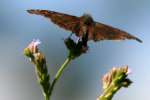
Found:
[27,9,142,43]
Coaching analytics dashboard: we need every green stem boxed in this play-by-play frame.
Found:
[49,57,72,97]
[98,83,121,100]
[44,93,49,100]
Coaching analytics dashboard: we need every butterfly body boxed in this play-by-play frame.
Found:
[27,9,142,43]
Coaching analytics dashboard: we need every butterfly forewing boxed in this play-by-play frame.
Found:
[27,9,80,33]
[93,22,142,43]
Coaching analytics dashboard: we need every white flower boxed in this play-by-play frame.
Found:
[28,39,41,53]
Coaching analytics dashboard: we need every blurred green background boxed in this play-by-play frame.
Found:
[0,0,149,100]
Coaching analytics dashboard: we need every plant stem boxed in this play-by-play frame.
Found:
[49,57,72,97]
[44,93,49,100]
[98,83,121,100]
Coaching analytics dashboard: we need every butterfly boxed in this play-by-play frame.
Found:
[27,9,142,43]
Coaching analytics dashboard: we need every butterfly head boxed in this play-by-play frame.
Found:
[81,14,94,26]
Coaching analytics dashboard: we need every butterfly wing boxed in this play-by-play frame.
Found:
[27,9,80,33]
[93,22,142,43]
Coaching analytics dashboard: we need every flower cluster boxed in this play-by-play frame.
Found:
[24,39,41,60]
[98,66,132,100]
[64,36,88,59]
[24,39,50,100]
